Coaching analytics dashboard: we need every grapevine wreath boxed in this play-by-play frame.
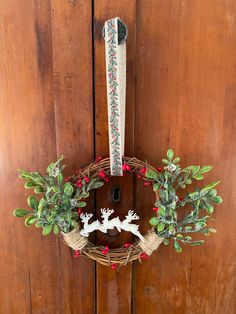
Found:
[13,18,222,269]
[13,150,222,268]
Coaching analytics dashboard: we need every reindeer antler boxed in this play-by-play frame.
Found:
[80,212,93,222]
[101,208,114,217]
[127,210,140,220]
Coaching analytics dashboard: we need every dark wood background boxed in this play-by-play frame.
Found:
[0,1,235,313]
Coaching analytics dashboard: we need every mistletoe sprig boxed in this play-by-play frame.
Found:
[13,156,104,234]
[147,149,222,253]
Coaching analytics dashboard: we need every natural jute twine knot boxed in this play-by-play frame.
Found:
[62,225,88,251]
[138,229,164,256]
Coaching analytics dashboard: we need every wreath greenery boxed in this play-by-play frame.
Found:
[13,149,222,267]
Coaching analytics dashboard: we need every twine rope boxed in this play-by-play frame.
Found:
[62,225,88,251]
[138,229,164,256]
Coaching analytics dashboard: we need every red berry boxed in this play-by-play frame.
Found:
[136,174,142,179]
[101,250,107,255]
[76,179,82,188]
[153,207,159,212]
[122,164,127,171]
[122,163,131,172]
[98,170,106,179]
[140,252,148,260]
[144,182,151,186]
[123,242,132,248]
[111,264,117,270]
[179,197,184,202]
[105,246,109,252]
[65,177,70,182]
[140,167,146,174]
[77,208,82,215]
[95,156,103,163]
[84,176,90,183]
[157,167,162,172]
[73,250,80,258]
[125,164,131,171]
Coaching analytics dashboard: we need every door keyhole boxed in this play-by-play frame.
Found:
[112,186,121,202]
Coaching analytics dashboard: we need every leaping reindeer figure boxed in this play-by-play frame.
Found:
[99,208,121,233]
[79,209,144,241]
[120,210,144,241]
[80,213,101,237]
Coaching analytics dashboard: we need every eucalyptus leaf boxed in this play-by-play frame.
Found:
[149,217,159,226]
[205,203,214,214]
[198,165,212,175]
[164,238,169,245]
[210,196,223,204]
[63,182,74,196]
[172,157,180,164]
[192,166,200,175]
[34,186,44,194]
[202,181,221,191]
[174,240,182,253]
[53,224,59,235]
[162,159,170,165]
[13,209,29,217]
[27,196,39,210]
[157,222,165,232]
[193,174,204,180]
[24,181,36,189]
[58,173,63,185]
[153,183,160,192]
[93,181,104,189]
[167,149,174,161]
[77,201,87,208]
[42,225,52,236]
[190,240,204,246]
[146,170,158,180]
[25,216,36,227]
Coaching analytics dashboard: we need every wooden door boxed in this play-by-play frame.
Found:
[0,1,235,313]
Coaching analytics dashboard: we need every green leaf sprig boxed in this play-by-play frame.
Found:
[13,156,104,235]
[147,149,222,253]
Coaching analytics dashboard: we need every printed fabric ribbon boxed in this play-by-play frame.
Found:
[103,17,128,176]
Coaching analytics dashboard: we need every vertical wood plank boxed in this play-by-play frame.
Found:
[133,1,236,313]
[0,0,61,313]
[51,1,95,313]
[94,1,136,313]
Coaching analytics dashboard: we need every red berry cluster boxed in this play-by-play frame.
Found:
[98,170,109,182]
[122,162,131,172]
[101,246,109,255]
[76,175,90,189]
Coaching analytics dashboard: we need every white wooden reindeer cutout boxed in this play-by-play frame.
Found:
[80,213,101,237]
[119,210,144,241]
[79,208,144,241]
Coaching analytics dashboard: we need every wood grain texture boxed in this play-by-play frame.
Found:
[0,0,94,313]
[51,1,95,313]
[94,1,136,313]
[0,0,60,313]
[132,1,236,313]
[0,0,236,313]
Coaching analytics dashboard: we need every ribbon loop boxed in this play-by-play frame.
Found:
[103,17,127,176]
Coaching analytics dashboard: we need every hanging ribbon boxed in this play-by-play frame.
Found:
[103,17,128,176]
